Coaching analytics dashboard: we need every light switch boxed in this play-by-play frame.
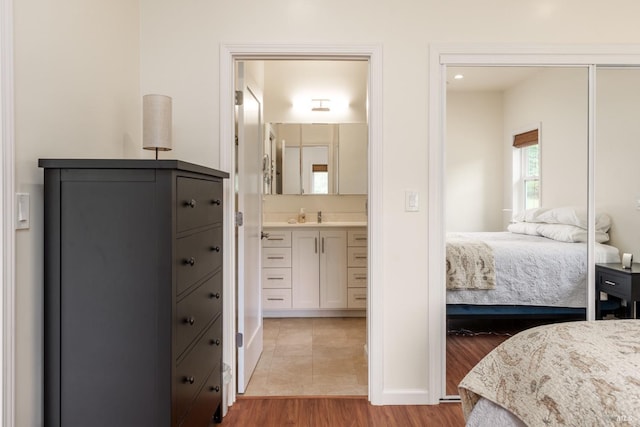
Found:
[16,193,30,230]
[405,190,419,212]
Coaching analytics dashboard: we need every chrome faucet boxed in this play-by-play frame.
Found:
[317,211,322,223]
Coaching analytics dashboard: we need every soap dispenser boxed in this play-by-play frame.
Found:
[298,208,306,223]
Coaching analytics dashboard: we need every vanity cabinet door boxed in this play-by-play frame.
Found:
[319,230,347,308]
[291,230,320,308]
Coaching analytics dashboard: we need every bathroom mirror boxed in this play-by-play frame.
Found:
[264,122,368,195]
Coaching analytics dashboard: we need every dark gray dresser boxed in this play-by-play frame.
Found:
[40,159,229,427]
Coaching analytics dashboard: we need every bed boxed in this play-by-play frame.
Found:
[446,207,621,318]
[459,320,640,426]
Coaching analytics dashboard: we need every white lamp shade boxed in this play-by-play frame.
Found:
[143,94,172,151]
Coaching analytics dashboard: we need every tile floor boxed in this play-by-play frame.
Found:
[243,317,368,396]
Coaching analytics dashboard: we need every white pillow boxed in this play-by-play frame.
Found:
[507,222,541,236]
[513,206,611,232]
[536,223,610,243]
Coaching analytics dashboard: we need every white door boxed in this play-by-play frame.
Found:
[236,62,263,393]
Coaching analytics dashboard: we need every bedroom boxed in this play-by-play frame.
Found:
[6,1,640,425]
[443,64,640,395]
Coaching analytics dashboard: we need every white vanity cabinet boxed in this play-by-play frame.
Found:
[262,226,366,315]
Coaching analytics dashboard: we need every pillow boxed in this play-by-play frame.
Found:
[536,223,610,243]
[507,222,541,236]
[512,206,611,232]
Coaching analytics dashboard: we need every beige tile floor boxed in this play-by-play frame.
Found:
[243,317,368,396]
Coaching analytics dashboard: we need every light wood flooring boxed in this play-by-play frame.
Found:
[244,317,368,396]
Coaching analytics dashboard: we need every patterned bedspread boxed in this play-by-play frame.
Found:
[459,320,640,426]
[446,233,496,290]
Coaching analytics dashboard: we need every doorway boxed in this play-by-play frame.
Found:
[220,43,383,409]
[237,58,369,397]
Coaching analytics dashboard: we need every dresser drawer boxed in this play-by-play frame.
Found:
[348,288,367,309]
[347,229,367,247]
[347,247,367,267]
[348,268,367,288]
[262,247,292,268]
[178,363,222,426]
[263,288,292,309]
[177,177,223,233]
[175,317,222,421]
[176,227,222,295]
[262,268,292,289]
[176,271,222,358]
[262,230,292,247]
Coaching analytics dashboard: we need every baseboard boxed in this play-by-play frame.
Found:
[376,388,432,405]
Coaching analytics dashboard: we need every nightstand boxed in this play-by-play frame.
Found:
[595,263,640,320]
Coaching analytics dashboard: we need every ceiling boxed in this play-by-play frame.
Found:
[446,66,543,92]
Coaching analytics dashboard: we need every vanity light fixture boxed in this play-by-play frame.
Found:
[311,98,331,112]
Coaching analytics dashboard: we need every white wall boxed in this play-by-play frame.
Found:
[446,91,504,231]
[503,67,589,212]
[13,1,140,425]
[11,0,640,421]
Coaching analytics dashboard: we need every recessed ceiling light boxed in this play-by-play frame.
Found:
[453,74,464,80]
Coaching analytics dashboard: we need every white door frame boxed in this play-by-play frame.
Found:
[1,0,15,424]
[428,43,640,402]
[219,43,384,408]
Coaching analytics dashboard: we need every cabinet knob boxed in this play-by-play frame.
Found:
[210,339,221,346]
[210,385,221,393]
[212,199,221,206]
[186,199,197,208]
[185,257,196,266]
[186,316,195,326]
[211,246,221,252]
[184,376,195,385]
[209,292,221,299]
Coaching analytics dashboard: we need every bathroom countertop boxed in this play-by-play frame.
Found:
[262,221,367,228]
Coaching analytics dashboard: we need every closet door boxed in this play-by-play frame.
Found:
[292,230,320,308]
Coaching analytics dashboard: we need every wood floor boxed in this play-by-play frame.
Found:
[222,396,465,427]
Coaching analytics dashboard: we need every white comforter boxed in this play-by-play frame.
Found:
[446,232,620,308]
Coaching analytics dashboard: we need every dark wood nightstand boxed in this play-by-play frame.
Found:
[596,263,640,319]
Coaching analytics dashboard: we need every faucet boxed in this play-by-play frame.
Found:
[317,211,322,223]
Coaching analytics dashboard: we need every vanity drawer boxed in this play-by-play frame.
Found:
[175,317,222,421]
[347,247,367,268]
[176,271,222,357]
[176,227,222,295]
[262,230,291,247]
[176,177,223,233]
[348,268,367,288]
[347,229,368,247]
[263,288,292,309]
[348,288,367,309]
[262,268,292,289]
[262,247,292,268]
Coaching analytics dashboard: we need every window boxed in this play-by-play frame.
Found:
[513,128,540,211]
[311,164,329,194]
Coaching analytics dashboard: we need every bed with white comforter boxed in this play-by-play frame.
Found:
[446,207,620,309]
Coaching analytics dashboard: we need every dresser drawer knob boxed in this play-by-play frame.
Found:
[184,257,196,266]
[211,246,221,252]
[185,316,196,326]
[212,199,221,206]
[210,385,221,393]
[184,376,195,384]
[209,292,221,299]
[186,199,197,208]
[210,339,221,346]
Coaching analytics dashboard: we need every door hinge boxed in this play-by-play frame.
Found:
[235,90,243,106]
[236,332,244,348]
[235,211,244,227]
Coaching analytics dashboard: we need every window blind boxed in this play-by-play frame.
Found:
[513,129,538,148]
